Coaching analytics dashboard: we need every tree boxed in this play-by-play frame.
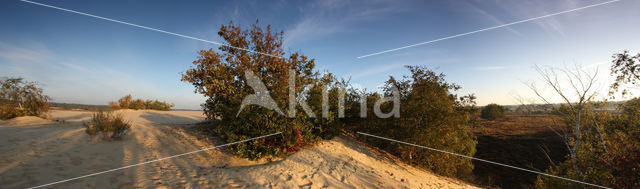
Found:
[526,65,602,183]
[117,94,132,109]
[610,50,640,97]
[480,103,505,120]
[349,66,477,180]
[526,65,637,188]
[0,77,51,119]
[599,98,640,188]
[181,21,339,159]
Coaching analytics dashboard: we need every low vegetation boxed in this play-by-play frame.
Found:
[109,94,174,111]
[0,77,51,120]
[181,21,640,188]
[84,111,131,140]
[344,66,478,181]
[50,102,110,111]
[529,54,640,188]
[480,103,505,120]
[533,98,640,188]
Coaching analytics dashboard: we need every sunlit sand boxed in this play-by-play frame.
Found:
[0,110,476,188]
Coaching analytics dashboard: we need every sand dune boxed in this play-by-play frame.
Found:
[0,110,477,188]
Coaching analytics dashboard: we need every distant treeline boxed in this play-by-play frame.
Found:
[50,102,110,111]
[499,100,627,114]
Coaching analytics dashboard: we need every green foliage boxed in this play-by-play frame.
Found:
[0,77,51,120]
[536,99,640,188]
[610,50,640,97]
[181,21,340,160]
[109,94,174,111]
[49,102,110,111]
[84,111,131,140]
[345,66,477,181]
[481,103,505,120]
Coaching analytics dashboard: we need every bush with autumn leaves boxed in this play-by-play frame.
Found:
[182,21,342,160]
[181,21,478,182]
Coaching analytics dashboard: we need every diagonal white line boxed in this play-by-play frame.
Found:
[356,0,621,59]
[19,0,285,59]
[27,132,282,189]
[357,131,611,189]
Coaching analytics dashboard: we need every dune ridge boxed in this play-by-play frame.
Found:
[0,110,477,188]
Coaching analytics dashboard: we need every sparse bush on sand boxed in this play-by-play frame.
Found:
[481,103,505,120]
[84,111,131,140]
[109,94,174,111]
[0,77,51,120]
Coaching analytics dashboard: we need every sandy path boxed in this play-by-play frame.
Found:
[0,110,477,189]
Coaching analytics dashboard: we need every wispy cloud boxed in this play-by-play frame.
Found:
[349,58,459,79]
[0,42,54,65]
[583,60,608,69]
[0,42,159,103]
[0,41,62,73]
[351,63,405,79]
[60,61,89,72]
[284,0,409,46]
[478,0,588,37]
[457,1,522,36]
[473,66,509,71]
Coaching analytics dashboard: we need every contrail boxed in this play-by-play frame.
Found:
[357,0,621,59]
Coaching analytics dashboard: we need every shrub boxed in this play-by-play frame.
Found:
[181,21,340,160]
[535,99,640,188]
[0,104,23,120]
[109,94,174,111]
[0,77,50,120]
[481,103,505,120]
[345,66,477,181]
[84,111,131,140]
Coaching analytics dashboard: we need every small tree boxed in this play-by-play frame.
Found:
[0,77,51,119]
[481,103,505,120]
[181,21,339,159]
[527,65,601,186]
[347,66,477,180]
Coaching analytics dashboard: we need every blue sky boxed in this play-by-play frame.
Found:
[1,0,639,109]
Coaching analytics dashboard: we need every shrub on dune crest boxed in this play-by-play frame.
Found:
[345,66,478,181]
[181,21,340,160]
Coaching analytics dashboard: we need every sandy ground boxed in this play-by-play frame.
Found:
[0,110,477,189]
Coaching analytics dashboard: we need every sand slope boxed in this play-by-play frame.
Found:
[0,110,477,188]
